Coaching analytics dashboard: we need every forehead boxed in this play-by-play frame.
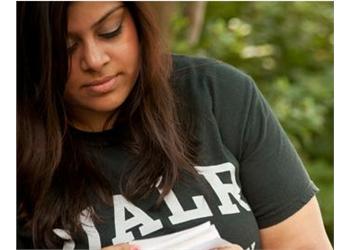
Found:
[67,2,124,32]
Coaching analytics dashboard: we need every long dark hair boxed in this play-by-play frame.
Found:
[17,2,198,248]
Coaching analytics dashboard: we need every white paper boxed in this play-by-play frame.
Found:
[131,222,232,250]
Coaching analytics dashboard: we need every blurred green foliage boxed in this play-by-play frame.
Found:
[170,2,334,243]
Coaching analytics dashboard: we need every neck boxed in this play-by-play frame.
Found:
[68,108,119,132]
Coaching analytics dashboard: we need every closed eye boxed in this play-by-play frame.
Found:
[66,25,122,54]
[99,25,123,39]
[67,40,78,54]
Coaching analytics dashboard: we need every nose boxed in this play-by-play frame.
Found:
[80,40,110,72]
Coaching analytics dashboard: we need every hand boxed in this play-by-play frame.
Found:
[212,243,243,250]
[102,243,140,250]
[102,243,242,250]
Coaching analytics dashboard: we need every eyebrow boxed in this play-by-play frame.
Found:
[91,4,125,29]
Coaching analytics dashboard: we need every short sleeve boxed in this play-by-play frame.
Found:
[210,62,319,229]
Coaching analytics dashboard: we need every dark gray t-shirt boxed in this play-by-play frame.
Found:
[18,55,318,249]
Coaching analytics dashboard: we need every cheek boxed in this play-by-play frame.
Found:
[63,81,77,105]
[66,57,81,90]
[64,63,81,103]
[113,17,141,72]
[117,44,140,76]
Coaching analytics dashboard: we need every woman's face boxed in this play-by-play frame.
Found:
[65,2,140,130]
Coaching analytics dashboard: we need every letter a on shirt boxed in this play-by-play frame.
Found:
[112,195,163,244]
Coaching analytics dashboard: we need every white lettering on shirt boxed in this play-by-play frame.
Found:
[112,194,163,244]
[53,228,75,250]
[196,162,251,214]
[54,162,254,248]
[80,209,101,250]
[160,188,213,224]
[246,241,256,250]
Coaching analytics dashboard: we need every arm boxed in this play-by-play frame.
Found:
[259,196,332,250]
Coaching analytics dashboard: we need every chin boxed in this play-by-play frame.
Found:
[89,99,125,113]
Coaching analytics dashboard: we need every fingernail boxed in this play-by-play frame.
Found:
[130,245,140,250]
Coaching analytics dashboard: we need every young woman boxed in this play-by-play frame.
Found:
[17,2,332,250]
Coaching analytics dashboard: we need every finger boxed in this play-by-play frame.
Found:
[212,243,243,250]
[101,243,140,250]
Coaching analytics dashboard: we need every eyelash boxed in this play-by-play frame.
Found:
[99,24,123,39]
[67,24,123,54]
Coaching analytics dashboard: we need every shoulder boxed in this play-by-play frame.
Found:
[172,54,251,82]
[171,54,256,98]
[171,54,258,113]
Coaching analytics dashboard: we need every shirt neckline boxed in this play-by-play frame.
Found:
[68,124,128,147]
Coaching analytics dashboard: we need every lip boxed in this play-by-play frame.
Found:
[83,75,119,94]
[85,75,116,87]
